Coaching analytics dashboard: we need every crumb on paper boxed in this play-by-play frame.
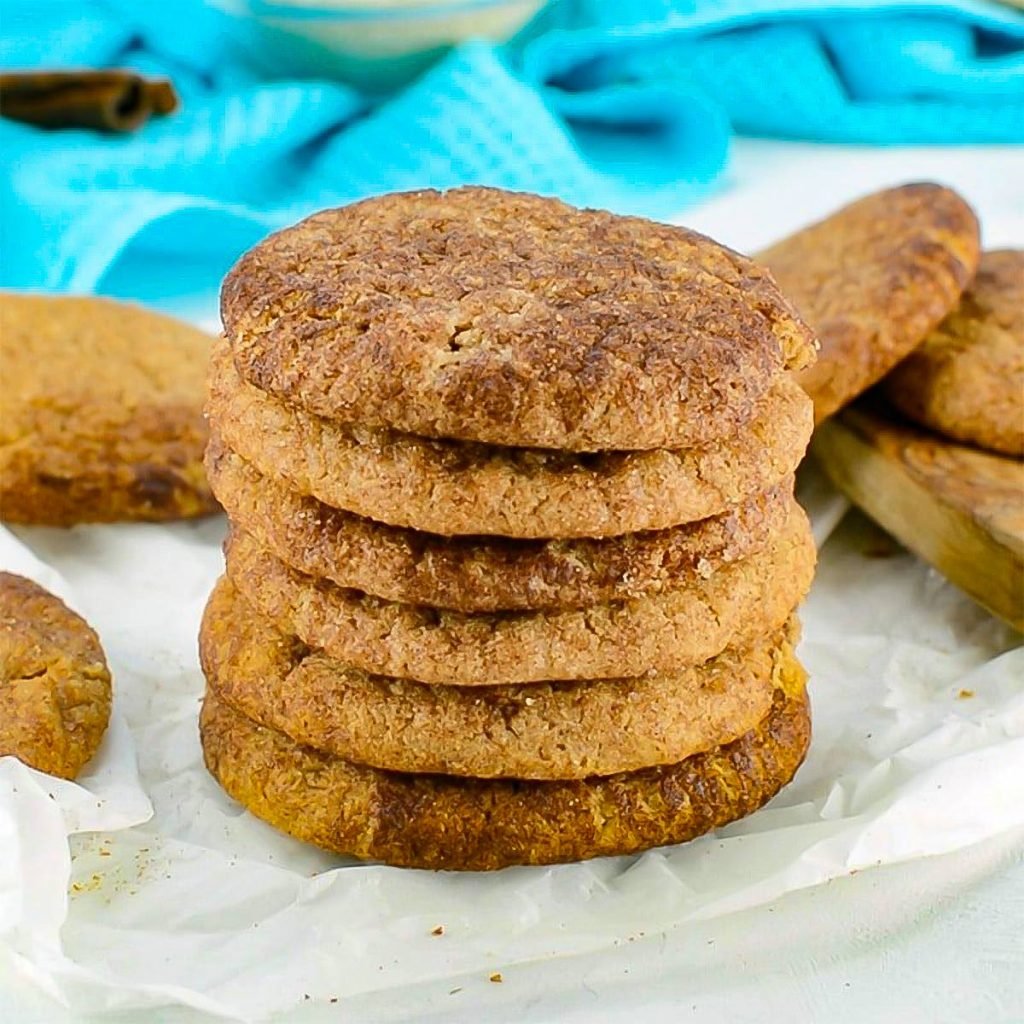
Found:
[863,546,896,559]
[449,988,462,996]
[958,689,975,699]
[431,925,444,936]
[70,872,104,895]
[489,972,503,983]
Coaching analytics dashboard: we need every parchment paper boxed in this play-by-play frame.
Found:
[1,458,1021,1021]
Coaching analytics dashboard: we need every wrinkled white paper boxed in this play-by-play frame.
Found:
[1,460,1021,1020]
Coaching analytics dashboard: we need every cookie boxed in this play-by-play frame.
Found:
[223,504,815,685]
[0,294,217,525]
[207,437,794,612]
[222,187,815,452]
[200,649,809,870]
[885,250,1024,456]
[208,340,813,538]
[201,576,793,779]
[758,183,980,424]
[0,572,111,779]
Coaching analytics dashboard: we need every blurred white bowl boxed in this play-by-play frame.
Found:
[212,0,549,92]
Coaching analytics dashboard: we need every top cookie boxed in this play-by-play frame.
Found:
[0,294,217,525]
[885,250,1024,456]
[759,183,980,424]
[223,187,815,451]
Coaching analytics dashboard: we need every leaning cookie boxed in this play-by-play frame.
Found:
[0,294,218,525]
[885,250,1024,457]
[758,183,980,424]
[0,572,111,779]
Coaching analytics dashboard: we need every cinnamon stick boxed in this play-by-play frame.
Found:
[0,70,179,133]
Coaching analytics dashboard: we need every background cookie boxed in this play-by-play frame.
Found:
[208,341,813,538]
[207,437,794,612]
[884,250,1024,456]
[223,506,816,685]
[223,187,815,451]
[0,572,111,779]
[199,653,809,870]
[202,576,791,779]
[758,183,980,423]
[0,294,217,525]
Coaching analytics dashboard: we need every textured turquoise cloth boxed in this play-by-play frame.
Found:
[1,0,1021,296]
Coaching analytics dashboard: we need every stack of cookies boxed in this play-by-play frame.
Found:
[199,187,819,871]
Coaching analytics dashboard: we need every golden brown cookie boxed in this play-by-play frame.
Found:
[207,340,813,538]
[223,187,815,452]
[207,437,795,612]
[201,576,793,779]
[758,183,980,424]
[885,250,1024,456]
[0,294,217,525]
[223,504,816,685]
[200,651,810,870]
[0,572,111,779]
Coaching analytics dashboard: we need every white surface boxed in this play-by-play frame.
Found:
[2,140,1023,1023]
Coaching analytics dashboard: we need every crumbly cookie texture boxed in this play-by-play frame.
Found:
[885,250,1024,456]
[200,648,809,870]
[759,182,980,424]
[207,340,813,538]
[222,186,815,452]
[207,437,795,613]
[0,294,217,525]
[201,575,795,779]
[223,504,816,686]
[0,572,111,779]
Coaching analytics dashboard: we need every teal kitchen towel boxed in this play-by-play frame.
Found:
[1,0,1021,296]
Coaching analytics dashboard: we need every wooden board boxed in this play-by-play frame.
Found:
[811,397,1024,631]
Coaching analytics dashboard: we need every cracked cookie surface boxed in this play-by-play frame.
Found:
[201,576,793,779]
[885,250,1024,456]
[222,186,815,452]
[208,340,812,538]
[0,572,111,779]
[223,503,816,685]
[0,294,217,524]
